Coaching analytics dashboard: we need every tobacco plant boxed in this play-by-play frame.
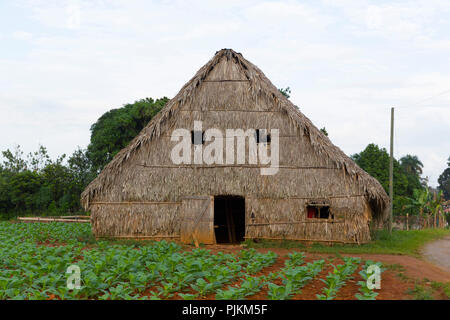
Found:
[355,260,384,300]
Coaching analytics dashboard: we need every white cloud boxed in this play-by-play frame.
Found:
[11,31,33,40]
[1,0,449,186]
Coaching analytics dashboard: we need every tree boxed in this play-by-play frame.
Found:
[400,155,423,176]
[65,148,96,212]
[278,87,291,98]
[351,144,420,215]
[0,145,96,218]
[27,145,51,172]
[40,154,70,212]
[68,147,95,188]
[351,144,408,195]
[9,170,42,214]
[87,97,169,172]
[2,145,27,172]
[0,97,170,219]
[0,166,14,217]
[320,127,328,136]
[438,156,450,200]
[399,155,423,196]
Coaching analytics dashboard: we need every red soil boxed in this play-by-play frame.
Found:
[40,243,450,300]
[176,246,450,300]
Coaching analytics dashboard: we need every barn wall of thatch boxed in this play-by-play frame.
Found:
[90,203,180,238]
[245,195,372,243]
[89,195,373,243]
[83,49,389,243]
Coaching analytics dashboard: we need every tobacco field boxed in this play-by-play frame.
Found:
[0,222,383,300]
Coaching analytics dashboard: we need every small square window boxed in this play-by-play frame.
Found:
[307,205,333,219]
[255,129,271,144]
[191,130,204,145]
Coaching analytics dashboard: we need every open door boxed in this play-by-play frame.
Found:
[214,195,245,244]
[180,196,215,245]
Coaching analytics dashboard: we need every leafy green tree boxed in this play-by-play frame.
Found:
[278,87,291,98]
[0,145,96,218]
[351,144,409,194]
[65,148,96,212]
[40,155,70,210]
[1,96,170,218]
[68,148,95,187]
[2,146,28,172]
[351,144,418,215]
[0,167,14,217]
[438,156,450,200]
[320,127,328,136]
[9,170,42,214]
[27,145,51,172]
[87,97,169,172]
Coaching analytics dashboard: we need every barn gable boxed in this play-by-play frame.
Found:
[81,49,389,243]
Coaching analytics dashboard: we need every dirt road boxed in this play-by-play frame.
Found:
[422,236,450,273]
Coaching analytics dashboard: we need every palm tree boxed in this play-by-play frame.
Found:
[400,155,423,176]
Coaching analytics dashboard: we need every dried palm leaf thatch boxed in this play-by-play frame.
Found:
[81,49,389,243]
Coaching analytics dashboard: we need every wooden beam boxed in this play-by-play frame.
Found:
[137,164,338,170]
[244,236,360,244]
[91,201,181,205]
[18,217,90,223]
[247,220,343,226]
[97,235,179,239]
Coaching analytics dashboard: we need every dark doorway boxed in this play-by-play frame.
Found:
[214,195,245,244]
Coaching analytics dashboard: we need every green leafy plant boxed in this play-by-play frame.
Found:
[267,282,294,300]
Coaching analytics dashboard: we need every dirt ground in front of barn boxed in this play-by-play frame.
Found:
[182,244,450,300]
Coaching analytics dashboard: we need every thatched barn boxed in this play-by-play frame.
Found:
[81,49,389,244]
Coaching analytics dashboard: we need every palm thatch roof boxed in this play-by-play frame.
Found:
[81,48,389,221]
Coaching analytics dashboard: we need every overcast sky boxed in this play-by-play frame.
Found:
[1,0,450,186]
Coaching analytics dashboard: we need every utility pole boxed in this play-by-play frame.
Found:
[389,107,394,234]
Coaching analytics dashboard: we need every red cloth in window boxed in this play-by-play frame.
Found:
[307,207,317,218]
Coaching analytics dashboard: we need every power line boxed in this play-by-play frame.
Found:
[396,104,450,109]
[410,88,450,106]
[396,88,450,109]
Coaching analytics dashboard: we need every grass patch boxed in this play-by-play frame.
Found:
[243,229,449,256]
[406,283,435,300]
[406,280,450,300]
[431,281,450,299]
[305,229,450,256]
